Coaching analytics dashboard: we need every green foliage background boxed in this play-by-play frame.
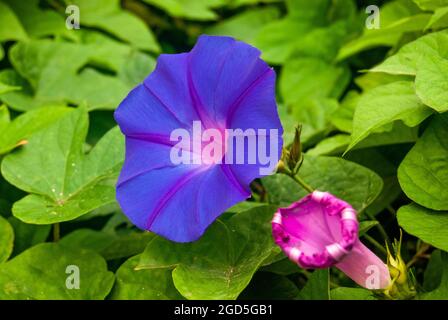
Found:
[0,0,447,300]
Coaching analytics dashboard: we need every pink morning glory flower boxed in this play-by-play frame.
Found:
[272,191,391,289]
[114,35,283,242]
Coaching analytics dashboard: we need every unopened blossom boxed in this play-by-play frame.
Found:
[115,35,283,242]
[272,191,391,289]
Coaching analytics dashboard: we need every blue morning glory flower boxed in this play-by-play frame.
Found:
[114,35,283,242]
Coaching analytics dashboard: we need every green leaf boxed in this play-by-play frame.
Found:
[0,105,71,155]
[260,257,299,276]
[330,91,359,133]
[64,0,159,52]
[425,6,448,29]
[254,0,355,64]
[422,251,448,299]
[254,19,314,64]
[0,1,27,42]
[239,272,299,300]
[280,58,349,105]
[346,149,403,217]
[307,134,351,156]
[355,72,413,92]
[0,243,114,299]
[289,22,354,63]
[111,255,183,300]
[225,201,268,215]
[3,0,71,39]
[118,51,156,88]
[277,104,299,146]
[330,287,377,300]
[0,104,9,128]
[308,123,418,156]
[337,0,429,60]
[0,216,14,263]
[398,114,448,210]
[8,217,50,256]
[371,30,448,76]
[229,0,282,6]
[137,205,277,300]
[8,40,130,111]
[359,220,380,236]
[415,55,448,112]
[297,269,330,300]
[398,203,448,252]
[1,108,125,224]
[347,81,433,151]
[205,7,280,43]
[0,69,42,111]
[372,32,448,112]
[142,0,225,20]
[413,0,448,10]
[424,250,444,291]
[290,98,340,145]
[78,31,154,74]
[0,78,21,95]
[286,0,331,23]
[338,14,430,60]
[60,229,154,260]
[263,156,383,212]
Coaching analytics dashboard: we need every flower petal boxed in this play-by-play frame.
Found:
[189,35,273,125]
[225,70,283,183]
[272,191,359,268]
[336,241,391,289]
[114,84,190,137]
[117,164,250,242]
[115,35,284,243]
[117,137,183,187]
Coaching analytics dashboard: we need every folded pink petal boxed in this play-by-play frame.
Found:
[272,190,390,289]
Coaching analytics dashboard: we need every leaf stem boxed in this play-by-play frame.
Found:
[281,168,314,193]
[365,211,390,245]
[363,234,387,256]
[406,243,431,268]
[53,223,60,242]
[386,205,397,216]
[290,174,314,193]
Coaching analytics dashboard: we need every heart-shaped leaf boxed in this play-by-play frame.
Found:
[1,107,124,224]
[398,114,448,210]
[60,229,154,260]
[0,216,13,263]
[263,156,383,213]
[110,255,183,300]
[347,81,433,151]
[137,205,277,300]
[0,105,70,155]
[398,203,448,251]
[0,243,114,299]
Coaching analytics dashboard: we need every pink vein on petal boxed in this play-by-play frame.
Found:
[226,68,273,127]
[142,81,191,129]
[220,164,250,197]
[145,167,207,230]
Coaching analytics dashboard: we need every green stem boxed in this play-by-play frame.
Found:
[291,174,314,193]
[386,205,397,216]
[282,169,314,193]
[363,234,387,256]
[365,211,390,245]
[406,243,431,268]
[53,223,60,242]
